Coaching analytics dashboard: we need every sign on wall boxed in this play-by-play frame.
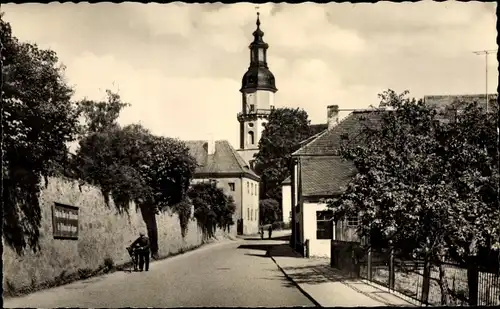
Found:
[52,203,79,240]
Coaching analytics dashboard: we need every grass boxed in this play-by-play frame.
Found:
[366,263,500,306]
[4,263,111,298]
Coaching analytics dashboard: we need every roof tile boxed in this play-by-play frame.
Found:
[184,140,259,179]
[294,110,386,156]
[301,156,357,197]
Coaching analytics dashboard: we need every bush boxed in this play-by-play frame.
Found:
[103,257,114,272]
[260,198,280,225]
[77,268,93,280]
[188,182,236,240]
[271,221,290,230]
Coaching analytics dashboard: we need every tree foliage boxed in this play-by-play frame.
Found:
[2,15,81,254]
[259,198,280,225]
[71,90,198,254]
[77,89,130,136]
[254,108,312,202]
[188,182,236,239]
[327,89,499,304]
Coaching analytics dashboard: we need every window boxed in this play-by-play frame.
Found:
[316,210,334,240]
[247,208,250,220]
[247,182,250,194]
[347,215,359,227]
[258,48,265,61]
[251,209,253,221]
[228,182,235,191]
[251,183,253,195]
[249,104,255,112]
[248,131,255,145]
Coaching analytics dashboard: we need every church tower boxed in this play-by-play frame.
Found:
[237,12,277,168]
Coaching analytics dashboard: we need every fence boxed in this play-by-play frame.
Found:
[331,240,500,306]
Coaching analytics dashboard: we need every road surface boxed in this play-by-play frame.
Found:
[4,234,314,308]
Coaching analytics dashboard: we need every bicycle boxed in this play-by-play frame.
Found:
[126,246,137,272]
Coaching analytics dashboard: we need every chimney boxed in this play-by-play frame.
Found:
[327,105,339,130]
[207,134,215,155]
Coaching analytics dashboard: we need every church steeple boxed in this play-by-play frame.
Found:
[237,11,277,162]
[240,12,277,93]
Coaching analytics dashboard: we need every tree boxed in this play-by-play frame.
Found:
[259,198,280,225]
[77,89,130,136]
[188,182,236,239]
[327,89,499,305]
[254,108,312,202]
[2,15,81,255]
[74,120,197,255]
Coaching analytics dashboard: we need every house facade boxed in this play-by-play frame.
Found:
[281,176,292,224]
[185,140,260,235]
[290,105,385,257]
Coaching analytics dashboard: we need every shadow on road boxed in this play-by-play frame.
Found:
[244,252,269,258]
[267,244,304,259]
[238,243,304,260]
[240,234,291,241]
[237,244,272,251]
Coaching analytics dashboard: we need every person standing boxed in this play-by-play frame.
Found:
[268,224,273,239]
[129,232,151,271]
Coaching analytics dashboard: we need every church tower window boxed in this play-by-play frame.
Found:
[248,131,255,145]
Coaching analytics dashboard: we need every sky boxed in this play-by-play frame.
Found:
[2,1,498,149]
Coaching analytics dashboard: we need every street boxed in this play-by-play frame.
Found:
[4,233,314,308]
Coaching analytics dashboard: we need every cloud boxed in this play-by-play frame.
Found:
[2,2,497,149]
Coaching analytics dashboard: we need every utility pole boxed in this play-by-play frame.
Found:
[473,49,500,250]
[473,49,497,112]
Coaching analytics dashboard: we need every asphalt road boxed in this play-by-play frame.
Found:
[4,234,314,308]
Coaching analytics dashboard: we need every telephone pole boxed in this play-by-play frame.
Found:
[473,49,500,231]
[473,49,497,112]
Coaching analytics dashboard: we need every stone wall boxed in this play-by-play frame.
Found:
[3,176,235,293]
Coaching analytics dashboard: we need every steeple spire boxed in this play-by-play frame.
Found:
[252,11,265,45]
[240,8,277,93]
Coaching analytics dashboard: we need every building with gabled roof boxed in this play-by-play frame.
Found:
[289,105,388,257]
[289,93,494,257]
[184,140,260,235]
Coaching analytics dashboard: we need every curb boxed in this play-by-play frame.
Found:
[269,255,322,308]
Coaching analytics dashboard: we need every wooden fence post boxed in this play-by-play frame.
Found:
[389,242,395,290]
[421,256,431,304]
[467,256,479,306]
[367,246,372,281]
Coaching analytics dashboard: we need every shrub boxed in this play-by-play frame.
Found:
[103,257,114,272]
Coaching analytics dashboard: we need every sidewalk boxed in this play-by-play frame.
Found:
[269,244,415,307]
